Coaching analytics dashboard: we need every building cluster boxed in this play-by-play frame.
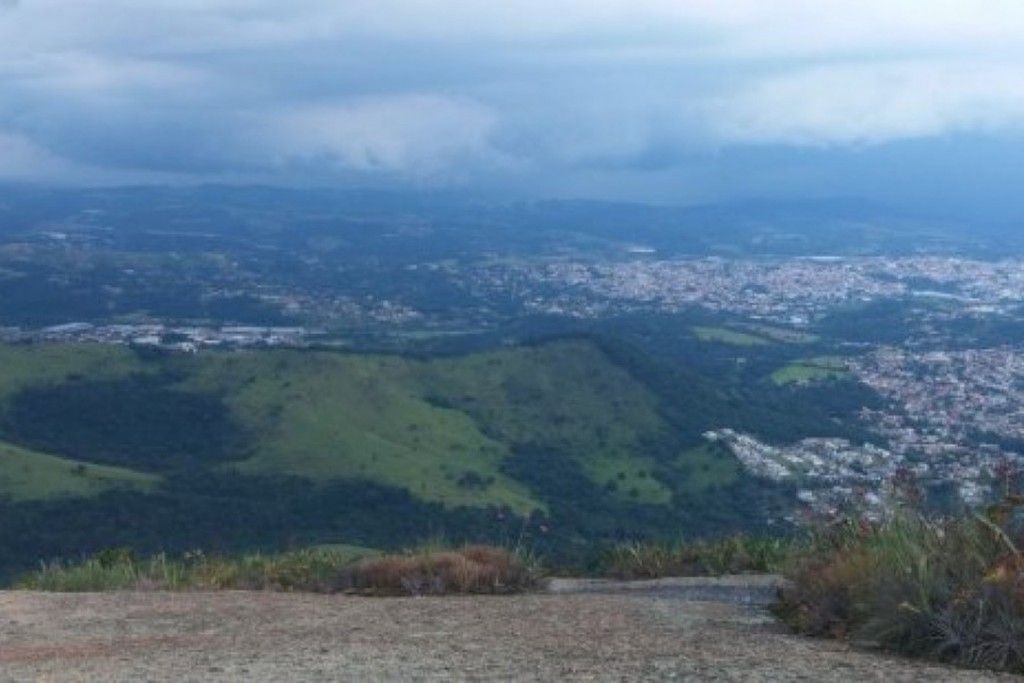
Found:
[705,429,903,518]
[468,256,1024,324]
[850,347,1024,504]
[704,345,1024,514]
[0,323,315,351]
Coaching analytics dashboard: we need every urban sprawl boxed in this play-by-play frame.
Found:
[9,254,1024,515]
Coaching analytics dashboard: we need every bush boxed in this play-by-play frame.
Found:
[17,544,542,596]
[775,502,1024,674]
[339,545,542,596]
[603,534,793,579]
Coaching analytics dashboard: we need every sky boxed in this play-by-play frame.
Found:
[2,1,1024,212]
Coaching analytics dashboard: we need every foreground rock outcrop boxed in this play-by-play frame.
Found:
[0,580,1010,681]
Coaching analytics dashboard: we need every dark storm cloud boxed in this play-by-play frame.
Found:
[1,1,1024,205]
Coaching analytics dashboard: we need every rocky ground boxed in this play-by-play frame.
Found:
[0,577,1012,681]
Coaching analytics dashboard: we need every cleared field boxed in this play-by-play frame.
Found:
[692,326,769,347]
[770,357,849,385]
[735,324,819,344]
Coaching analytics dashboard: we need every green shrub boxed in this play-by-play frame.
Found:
[776,503,1024,674]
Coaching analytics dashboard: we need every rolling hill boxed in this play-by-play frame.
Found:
[0,338,790,579]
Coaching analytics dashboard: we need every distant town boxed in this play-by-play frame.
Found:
[468,255,1024,324]
[0,322,317,351]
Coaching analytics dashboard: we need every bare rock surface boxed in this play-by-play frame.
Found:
[0,580,1012,681]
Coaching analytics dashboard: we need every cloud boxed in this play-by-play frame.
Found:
[705,62,1024,146]
[1,0,1024,199]
[255,95,505,179]
[0,132,70,177]
[0,131,127,182]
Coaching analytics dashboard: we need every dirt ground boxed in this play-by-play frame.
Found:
[0,579,1013,681]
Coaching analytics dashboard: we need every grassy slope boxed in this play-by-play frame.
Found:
[185,340,676,511]
[0,345,159,501]
[0,441,158,501]
[0,343,145,400]
[770,357,849,385]
[422,342,673,504]
[673,444,740,496]
[736,324,819,344]
[185,350,542,515]
[0,339,736,512]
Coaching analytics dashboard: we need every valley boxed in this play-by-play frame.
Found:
[1,188,1023,581]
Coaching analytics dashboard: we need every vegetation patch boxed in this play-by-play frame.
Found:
[0,340,763,512]
[0,343,145,403]
[184,350,542,513]
[770,357,849,385]
[18,544,541,596]
[692,326,770,346]
[735,323,819,344]
[0,339,788,579]
[671,444,741,496]
[341,545,542,595]
[776,503,1024,675]
[0,441,158,502]
[2,373,245,471]
[423,341,676,504]
[603,535,793,579]
[19,545,375,592]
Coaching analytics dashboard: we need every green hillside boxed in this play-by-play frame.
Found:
[0,440,158,501]
[0,343,146,400]
[0,344,158,501]
[0,338,795,581]
[0,339,711,511]
[183,340,674,510]
[183,350,542,514]
[421,342,673,504]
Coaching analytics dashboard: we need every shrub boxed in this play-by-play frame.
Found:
[337,545,542,596]
[775,503,1024,674]
[603,534,793,579]
[19,552,190,592]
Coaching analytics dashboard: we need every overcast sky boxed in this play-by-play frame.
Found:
[2,1,1024,211]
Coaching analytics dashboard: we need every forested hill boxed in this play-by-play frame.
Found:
[0,338,793,580]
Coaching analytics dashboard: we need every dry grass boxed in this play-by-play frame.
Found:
[340,545,541,596]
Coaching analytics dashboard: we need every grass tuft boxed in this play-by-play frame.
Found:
[776,502,1024,674]
[17,544,542,596]
[603,535,794,579]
